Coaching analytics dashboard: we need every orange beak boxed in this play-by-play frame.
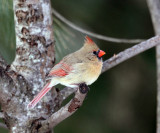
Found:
[98,50,106,58]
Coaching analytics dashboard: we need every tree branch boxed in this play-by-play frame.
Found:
[0,0,55,132]
[102,35,160,73]
[146,1,160,133]
[59,87,77,103]
[37,84,89,132]
[12,0,54,86]
[52,8,145,44]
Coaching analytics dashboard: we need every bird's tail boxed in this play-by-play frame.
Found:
[27,82,52,109]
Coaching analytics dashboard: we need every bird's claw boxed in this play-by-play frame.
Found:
[79,83,89,94]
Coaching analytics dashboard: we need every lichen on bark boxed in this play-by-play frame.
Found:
[0,0,56,132]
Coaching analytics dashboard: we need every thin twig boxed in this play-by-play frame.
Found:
[147,1,160,133]
[52,8,145,44]
[102,35,160,73]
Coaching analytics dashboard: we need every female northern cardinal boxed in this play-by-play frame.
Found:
[28,36,105,108]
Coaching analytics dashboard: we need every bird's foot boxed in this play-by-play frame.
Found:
[79,83,90,94]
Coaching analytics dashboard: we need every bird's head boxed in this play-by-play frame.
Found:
[82,36,105,61]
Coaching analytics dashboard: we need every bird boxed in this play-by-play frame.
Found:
[27,36,105,108]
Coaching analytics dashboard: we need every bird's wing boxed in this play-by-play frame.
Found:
[48,61,72,77]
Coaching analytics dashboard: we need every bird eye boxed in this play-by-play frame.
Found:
[93,51,97,55]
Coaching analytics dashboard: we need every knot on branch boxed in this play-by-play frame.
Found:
[68,83,89,113]
[68,98,80,113]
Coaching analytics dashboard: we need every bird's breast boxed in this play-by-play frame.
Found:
[58,61,103,87]
[84,61,103,85]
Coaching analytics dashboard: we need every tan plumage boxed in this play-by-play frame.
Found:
[28,36,105,108]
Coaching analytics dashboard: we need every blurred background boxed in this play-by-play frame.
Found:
[0,0,156,133]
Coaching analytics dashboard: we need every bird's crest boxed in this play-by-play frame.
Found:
[85,36,94,45]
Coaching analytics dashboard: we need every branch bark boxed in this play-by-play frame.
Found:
[0,112,4,118]
[36,84,89,133]
[0,54,7,70]
[147,1,160,133]
[0,0,55,132]
[102,35,160,72]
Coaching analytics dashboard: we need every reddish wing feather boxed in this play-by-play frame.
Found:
[49,68,68,76]
[48,62,71,77]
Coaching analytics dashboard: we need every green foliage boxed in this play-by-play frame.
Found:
[53,17,83,62]
[0,0,15,64]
